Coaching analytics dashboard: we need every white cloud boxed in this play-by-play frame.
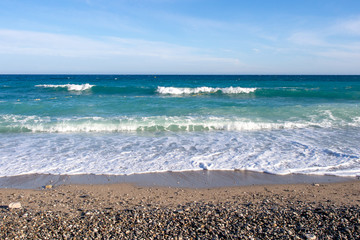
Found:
[286,16,360,64]
[0,29,246,73]
[0,29,106,57]
[288,16,360,46]
[0,29,208,59]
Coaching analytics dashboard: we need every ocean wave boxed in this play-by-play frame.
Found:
[35,83,94,91]
[156,86,257,95]
[0,128,359,177]
[1,115,358,133]
[32,84,360,100]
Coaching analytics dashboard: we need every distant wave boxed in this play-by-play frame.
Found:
[157,86,257,95]
[1,115,358,133]
[36,83,94,91]
[32,84,360,100]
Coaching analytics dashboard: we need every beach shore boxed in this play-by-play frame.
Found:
[1,171,359,239]
[0,170,354,189]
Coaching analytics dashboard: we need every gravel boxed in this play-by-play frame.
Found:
[1,197,359,239]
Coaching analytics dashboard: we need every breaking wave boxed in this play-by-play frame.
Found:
[156,86,257,95]
[36,83,94,91]
[1,115,358,133]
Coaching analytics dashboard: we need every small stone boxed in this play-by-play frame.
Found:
[9,202,22,209]
[312,183,320,187]
[45,185,53,189]
[304,233,317,240]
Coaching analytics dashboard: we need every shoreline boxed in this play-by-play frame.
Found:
[0,170,356,189]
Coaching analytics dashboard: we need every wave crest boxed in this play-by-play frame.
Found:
[36,83,94,91]
[157,86,257,95]
[1,115,356,133]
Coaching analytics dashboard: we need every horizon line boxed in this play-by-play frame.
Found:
[1,73,360,76]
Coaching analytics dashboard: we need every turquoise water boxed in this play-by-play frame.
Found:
[0,75,359,176]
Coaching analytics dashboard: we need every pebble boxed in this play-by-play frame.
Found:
[304,233,317,240]
[8,202,22,209]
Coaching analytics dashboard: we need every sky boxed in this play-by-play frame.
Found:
[0,0,360,74]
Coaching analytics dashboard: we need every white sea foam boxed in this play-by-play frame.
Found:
[0,128,359,177]
[2,114,357,133]
[36,83,94,91]
[352,116,360,125]
[157,86,257,95]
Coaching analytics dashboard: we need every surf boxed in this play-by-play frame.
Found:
[156,86,257,95]
[35,83,94,91]
[1,115,359,133]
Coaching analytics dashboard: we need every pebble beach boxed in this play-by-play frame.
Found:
[2,0,360,237]
[1,180,359,239]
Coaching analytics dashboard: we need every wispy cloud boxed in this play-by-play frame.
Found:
[0,29,104,57]
[166,14,227,31]
[288,32,326,46]
[286,16,360,62]
[316,49,360,59]
[0,29,246,73]
[334,16,360,35]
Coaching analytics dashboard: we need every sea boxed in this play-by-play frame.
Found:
[0,75,359,177]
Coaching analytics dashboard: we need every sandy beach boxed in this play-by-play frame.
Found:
[1,172,359,239]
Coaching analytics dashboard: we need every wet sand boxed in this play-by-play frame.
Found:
[0,170,355,189]
[0,171,359,238]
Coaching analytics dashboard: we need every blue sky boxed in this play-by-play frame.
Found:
[0,0,360,74]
